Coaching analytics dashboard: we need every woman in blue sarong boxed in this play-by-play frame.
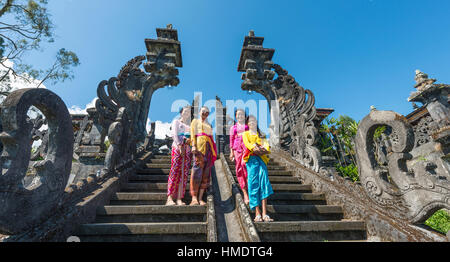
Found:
[242,115,274,222]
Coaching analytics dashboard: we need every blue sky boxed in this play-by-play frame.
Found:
[20,0,450,130]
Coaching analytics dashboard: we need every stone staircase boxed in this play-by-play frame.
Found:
[76,154,211,242]
[225,156,367,242]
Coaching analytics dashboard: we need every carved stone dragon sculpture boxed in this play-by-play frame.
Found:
[238,31,321,172]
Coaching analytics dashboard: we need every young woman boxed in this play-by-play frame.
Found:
[189,106,217,206]
[167,106,192,206]
[229,109,250,205]
[242,115,274,222]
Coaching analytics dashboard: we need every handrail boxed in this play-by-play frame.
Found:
[206,190,218,242]
[219,153,260,242]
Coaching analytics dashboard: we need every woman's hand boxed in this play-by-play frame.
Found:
[252,146,262,156]
[258,147,268,155]
[179,144,185,156]
[253,145,267,156]
[229,149,235,161]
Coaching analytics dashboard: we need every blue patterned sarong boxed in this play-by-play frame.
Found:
[246,155,273,210]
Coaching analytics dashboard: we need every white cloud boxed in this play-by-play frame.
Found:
[155,120,172,139]
[68,97,97,115]
[147,118,172,139]
[0,59,47,96]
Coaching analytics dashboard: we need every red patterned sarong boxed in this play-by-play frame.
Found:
[168,144,192,199]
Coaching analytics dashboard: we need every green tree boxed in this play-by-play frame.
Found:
[0,0,79,93]
[319,115,360,181]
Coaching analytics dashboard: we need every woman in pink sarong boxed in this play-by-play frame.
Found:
[166,106,192,206]
[229,109,250,205]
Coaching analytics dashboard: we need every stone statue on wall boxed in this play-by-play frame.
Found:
[101,107,127,177]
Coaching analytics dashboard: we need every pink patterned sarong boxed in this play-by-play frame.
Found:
[168,144,192,199]
[230,123,249,191]
[233,150,248,190]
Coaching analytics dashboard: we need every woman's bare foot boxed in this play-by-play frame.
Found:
[189,199,199,206]
[176,199,186,206]
[199,200,207,206]
[166,198,176,206]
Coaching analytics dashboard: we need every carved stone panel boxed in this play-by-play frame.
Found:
[0,88,73,234]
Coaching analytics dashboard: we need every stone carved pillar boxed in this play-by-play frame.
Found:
[408,70,450,175]
[215,96,231,155]
[0,88,73,234]
[237,30,322,172]
[93,24,182,174]
[237,30,277,146]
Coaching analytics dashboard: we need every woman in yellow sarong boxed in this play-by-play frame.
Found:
[189,106,217,206]
[242,115,274,222]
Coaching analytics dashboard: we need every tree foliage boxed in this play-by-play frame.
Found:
[319,115,360,181]
[425,209,450,234]
[0,0,79,92]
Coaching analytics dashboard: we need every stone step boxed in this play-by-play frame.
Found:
[111,192,165,205]
[147,158,172,164]
[264,176,300,184]
[97,205,207,215]
[112,192,167,201]
[271,184,312,192]
[137,168,171,174]
[95,205,206,223]
[152,155,172,159]
[266,192,327,205]
[128,175,171,182]
[122,182,184,192]
[76,222,207,236]
[110,192,192,205]
[146,163,173,169]
[248,205,343,221]
[254,221,367,242]
[79,234,206,242]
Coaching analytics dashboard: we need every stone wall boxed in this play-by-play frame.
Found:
[274,149,448,242]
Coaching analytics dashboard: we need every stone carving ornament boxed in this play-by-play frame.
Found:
[413,115,435,147]
[95,25,182,154]
[101,107,128,177]
[0,88,73,234]
[29,114,49,161]
[355,110,450,223]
